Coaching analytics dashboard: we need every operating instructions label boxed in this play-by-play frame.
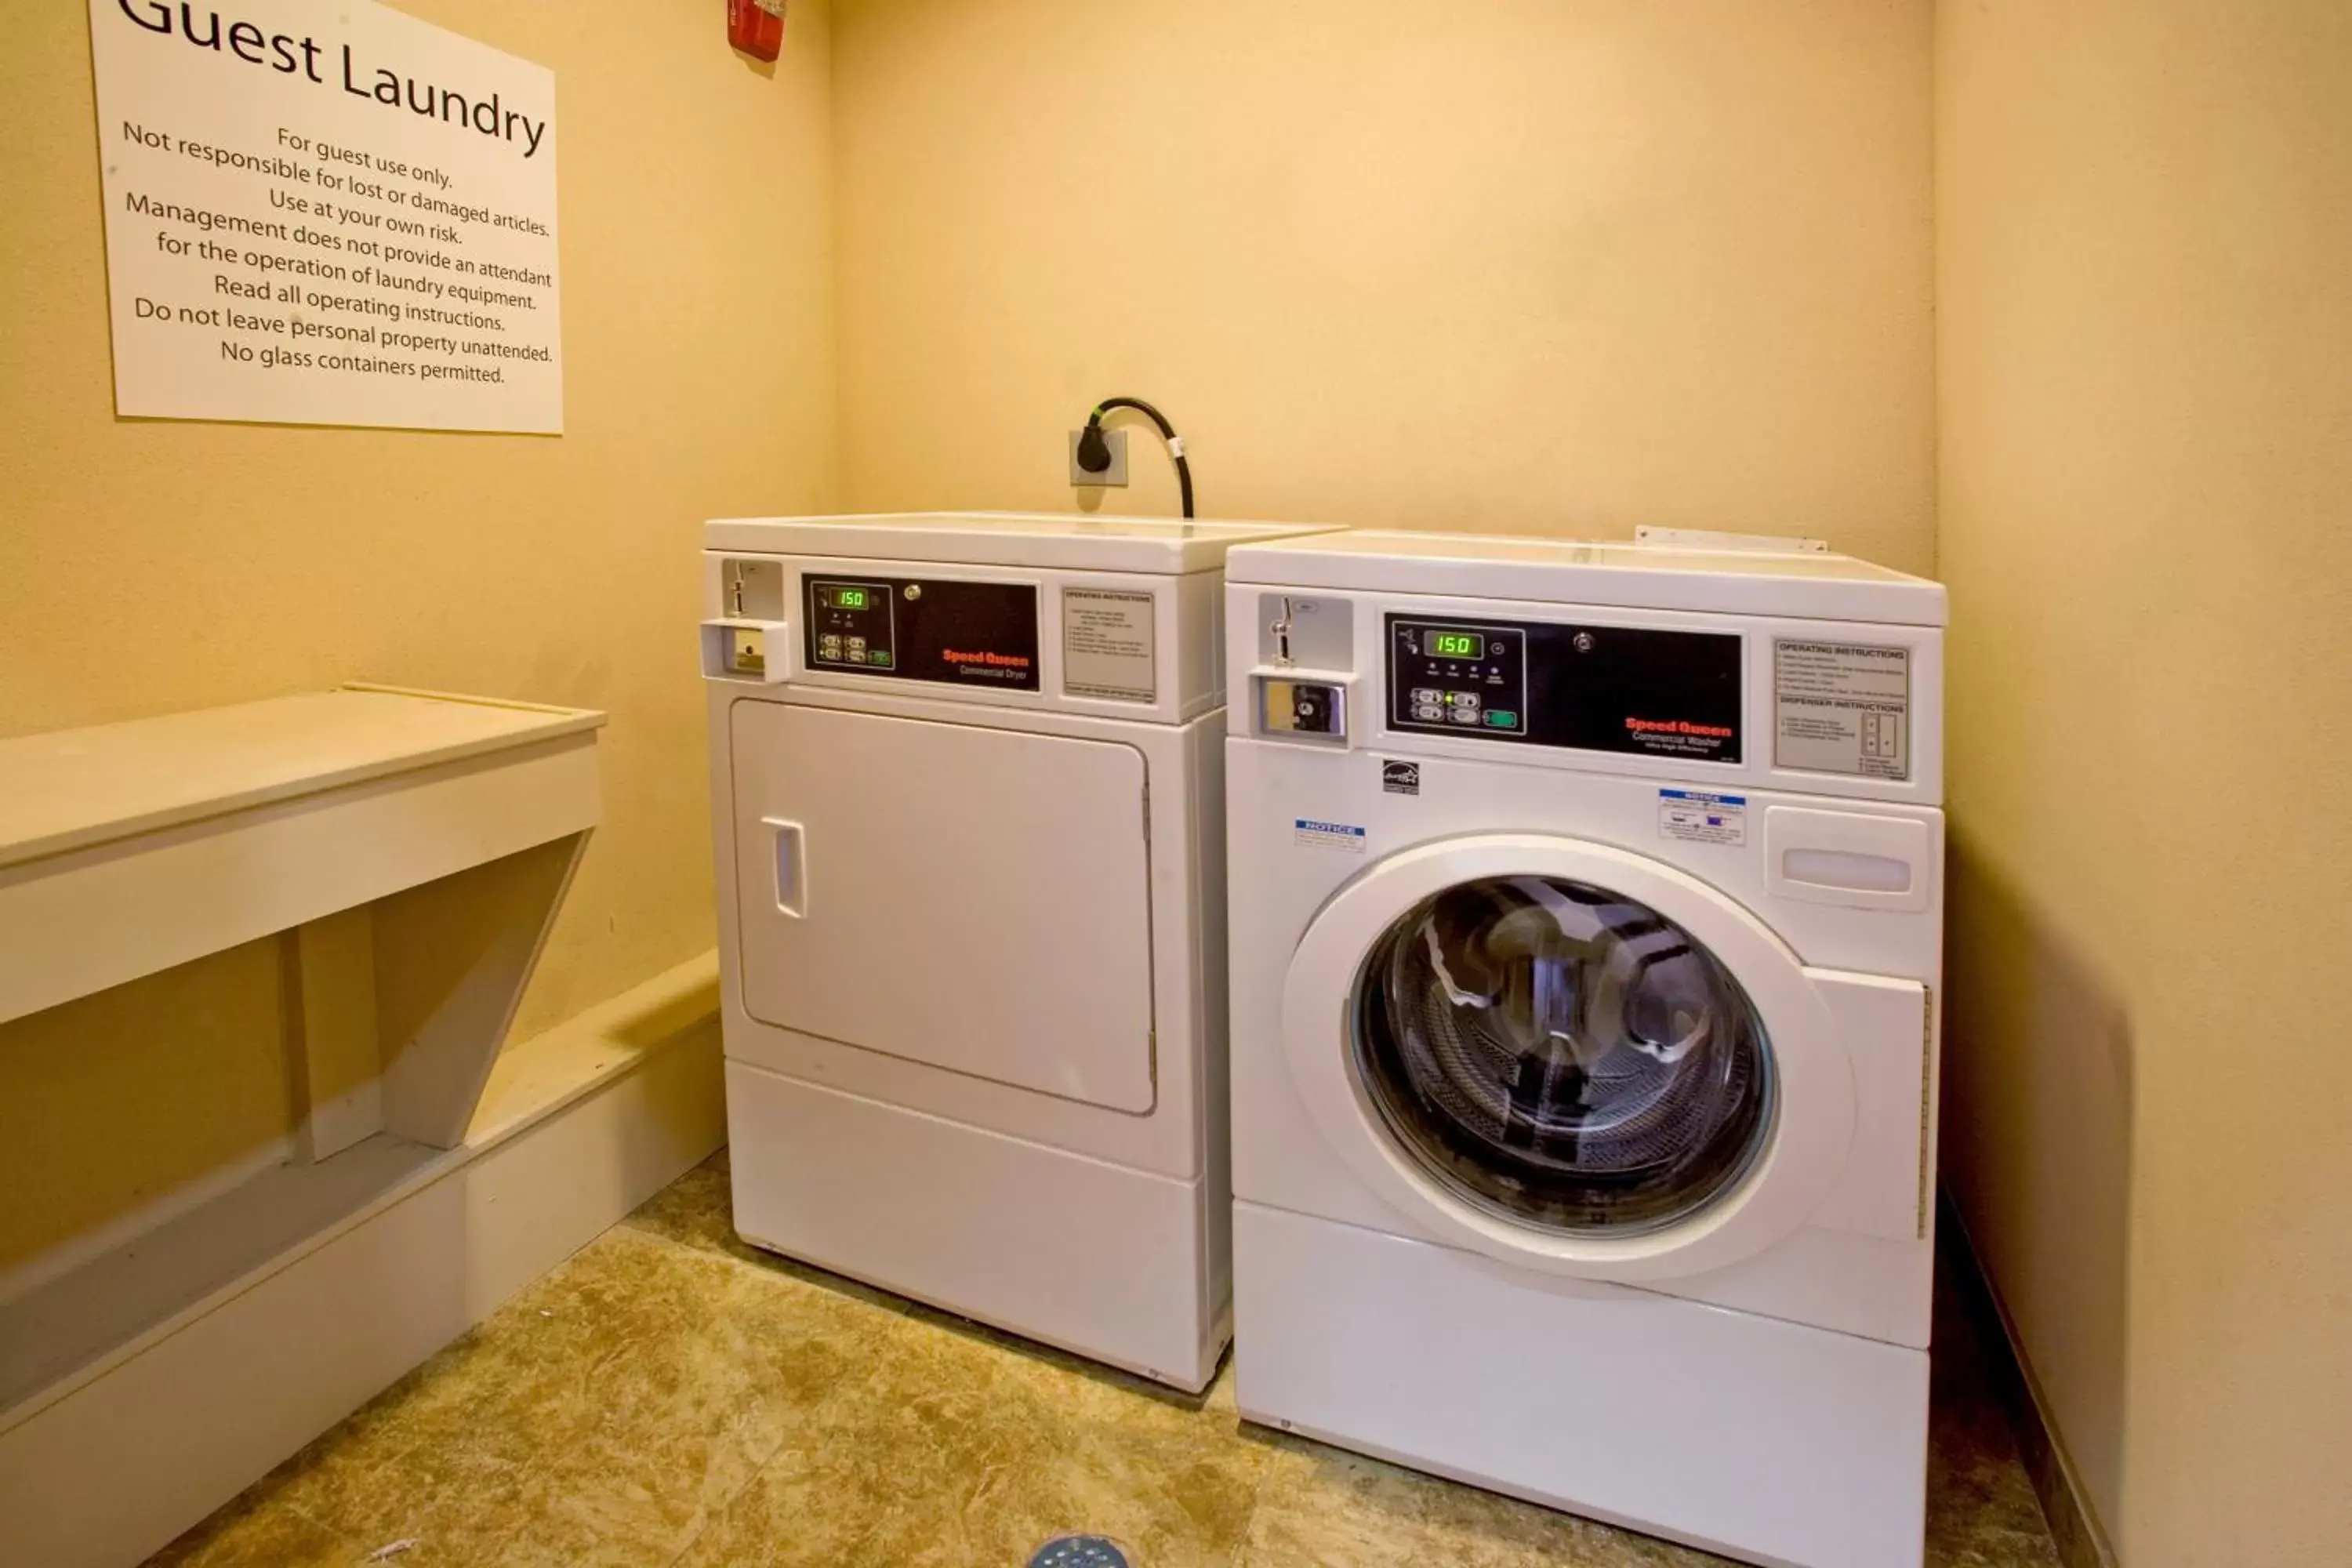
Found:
[1061,588,1157,703]
[1774,640,1911,780]
[86,0,562,432]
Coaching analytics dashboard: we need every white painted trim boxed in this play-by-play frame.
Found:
[0,684,602,873]
[0,735,600,1029]
[0,1138,296,1310]
[1945,1205,2119,1568]
[0,953,725,1568]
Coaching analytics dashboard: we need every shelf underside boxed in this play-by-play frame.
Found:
[0,1133,448,1420]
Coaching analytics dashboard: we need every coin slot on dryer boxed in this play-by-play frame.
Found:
[721,557,786,620]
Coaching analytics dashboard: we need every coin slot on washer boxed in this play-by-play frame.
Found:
[1258,674,1349,741]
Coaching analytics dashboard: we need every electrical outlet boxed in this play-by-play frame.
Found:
[1069,428,1129,488]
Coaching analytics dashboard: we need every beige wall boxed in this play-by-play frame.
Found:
[14,6,2348,1558]
[831,0,1936,574]
[1938,3,2352,1563]
[0,0,836,1269]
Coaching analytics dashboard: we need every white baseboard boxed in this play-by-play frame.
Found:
[1940,1200,2118,1568]
[0,953,726,1568]
[0,1136,296,1310]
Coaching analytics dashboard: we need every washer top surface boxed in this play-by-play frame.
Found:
[1226,530,1946,626]
[706,511,1340,575]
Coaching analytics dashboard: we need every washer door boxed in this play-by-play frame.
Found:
[1280,834,1855,1281]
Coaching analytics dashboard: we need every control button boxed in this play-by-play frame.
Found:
[869,650,892,666]
[1450,691,1481,712]
[1485,710,1519,728]
[818,635,842,657]
[1448,707,1480,725]
[846,637,867,655]
[1412,702,1446,722]
[1411,687,1443,705]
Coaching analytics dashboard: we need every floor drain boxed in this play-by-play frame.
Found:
[1027,1534,1133,1568]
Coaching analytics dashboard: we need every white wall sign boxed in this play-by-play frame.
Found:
[88,0,563,434]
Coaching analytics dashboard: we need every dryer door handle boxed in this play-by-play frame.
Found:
[764,817,808,919]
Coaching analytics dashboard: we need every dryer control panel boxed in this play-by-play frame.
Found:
[807,576,1040,692]
[1386,614,1743,764]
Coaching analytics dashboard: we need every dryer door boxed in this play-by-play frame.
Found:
[1281,834,1857,1281]
[730,702,1156,1112]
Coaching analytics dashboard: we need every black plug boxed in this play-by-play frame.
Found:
[1077,395,1194,516]
[1075,420,1113,476]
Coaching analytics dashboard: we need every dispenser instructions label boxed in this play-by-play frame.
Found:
[1062,588,1157,703]
[1774,641,1911,780]
[1659,789,1747,847]
[86,0,562,432]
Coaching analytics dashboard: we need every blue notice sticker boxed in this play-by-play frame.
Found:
[1294,818,1368,853]
[1657,789,1748,846]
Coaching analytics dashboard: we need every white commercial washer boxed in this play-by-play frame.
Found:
[1223,531,1947,1567]
[701,511,1334,1392]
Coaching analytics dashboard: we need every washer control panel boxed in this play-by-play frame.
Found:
[1385,613,1744,764]
[1388,620,1528,735]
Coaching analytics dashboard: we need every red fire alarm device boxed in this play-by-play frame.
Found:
[728,0,785,61]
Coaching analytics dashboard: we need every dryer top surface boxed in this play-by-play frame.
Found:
[1226,531,1946,626]
[706,512,1341,575]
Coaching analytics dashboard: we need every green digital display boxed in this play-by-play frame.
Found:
[825,586,869,609]
[1425,630,1482,659]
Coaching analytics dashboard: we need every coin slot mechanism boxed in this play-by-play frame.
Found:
[701,617,793,684]
[1254,671,1353,744]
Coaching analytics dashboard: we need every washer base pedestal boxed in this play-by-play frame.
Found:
[1232,1200,1927,1568]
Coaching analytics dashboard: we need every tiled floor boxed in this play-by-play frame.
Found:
[150,1152,2060,1567]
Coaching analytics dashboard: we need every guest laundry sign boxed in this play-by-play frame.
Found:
[87,0,564,433]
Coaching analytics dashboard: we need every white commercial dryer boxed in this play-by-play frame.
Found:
[1223,531,1947,1567]
[701,511,1335,1392]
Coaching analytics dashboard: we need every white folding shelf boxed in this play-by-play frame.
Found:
[0,684,604,1564]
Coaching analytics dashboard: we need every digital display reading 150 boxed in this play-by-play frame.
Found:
[1424,630,1483,659]
[823,586,869,609]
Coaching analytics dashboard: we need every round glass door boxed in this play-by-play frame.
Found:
[1353,874,1776,1237]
